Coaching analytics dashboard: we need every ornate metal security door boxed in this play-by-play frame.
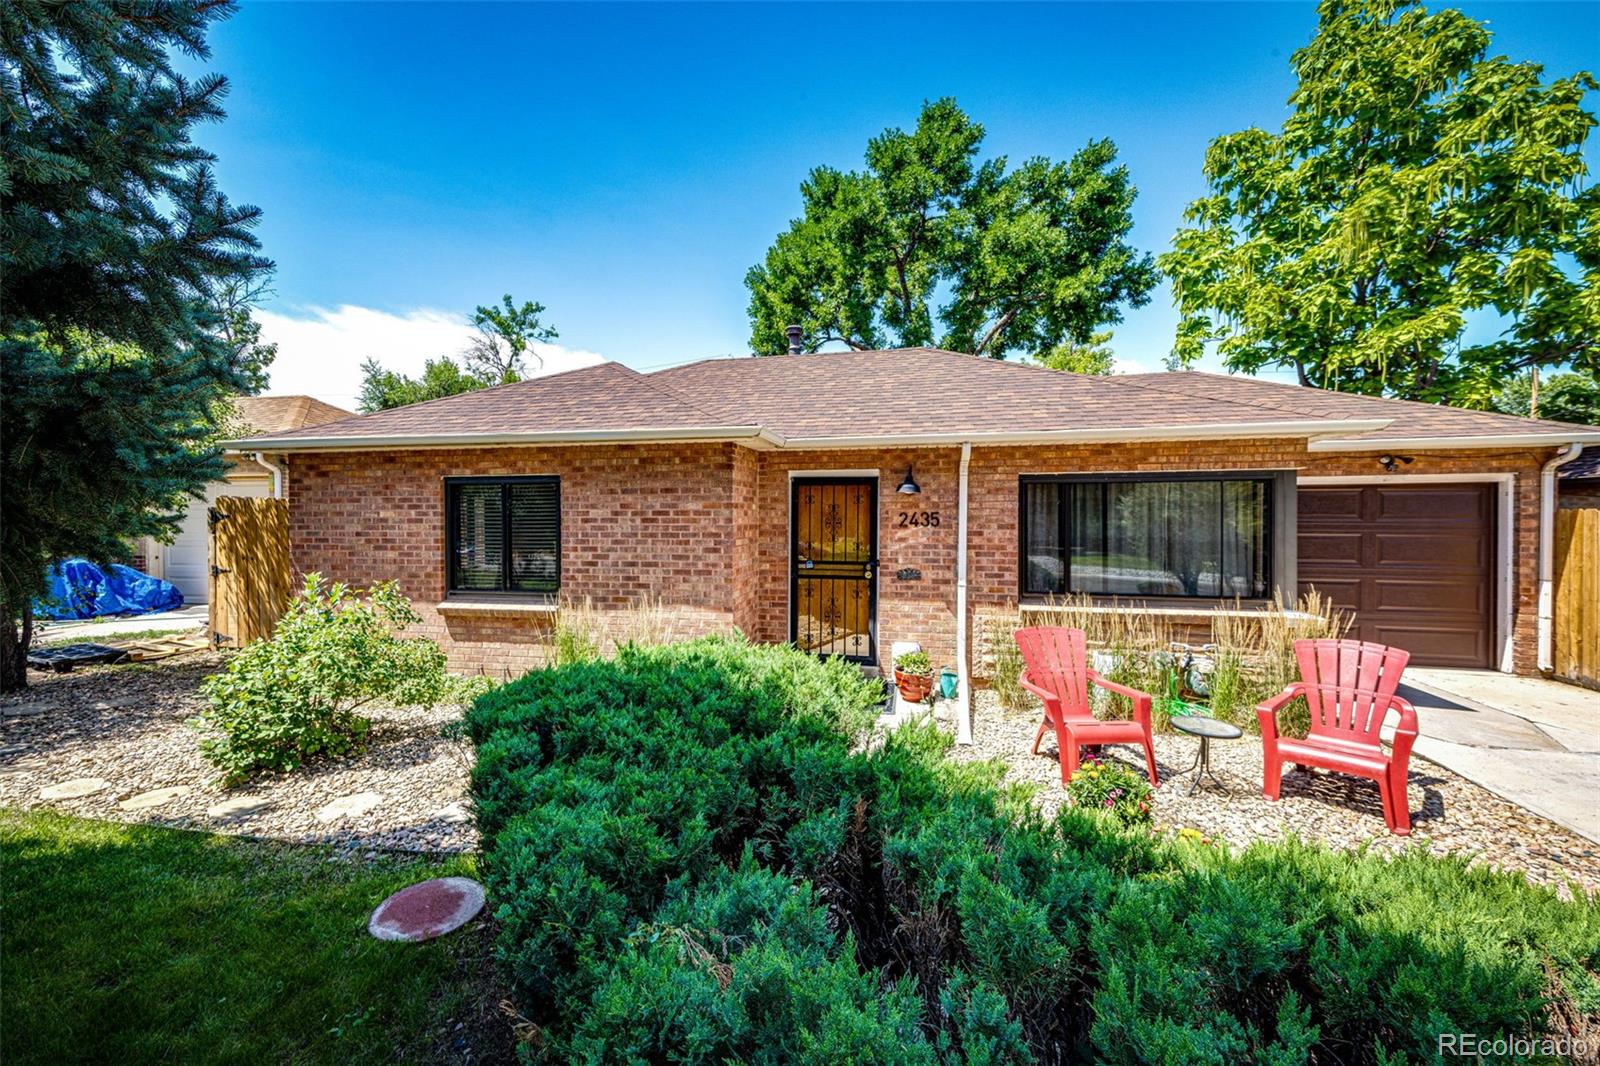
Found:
[790,478,878,664]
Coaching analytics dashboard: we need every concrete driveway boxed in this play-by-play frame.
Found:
[32,604,209,645]
[1400,669,1600,845]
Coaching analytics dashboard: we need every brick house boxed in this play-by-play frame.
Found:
[232,348,1597,737]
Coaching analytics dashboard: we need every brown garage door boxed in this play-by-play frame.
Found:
[1298,484,1495,668]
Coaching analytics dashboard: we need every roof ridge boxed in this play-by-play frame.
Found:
[1094,371,1347,423]
[1118,370,1598,433]
[347,360,623,425]
[613,361,745,424]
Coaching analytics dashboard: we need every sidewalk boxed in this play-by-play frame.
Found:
[1400,669,1600,845]
[33,604,209,645]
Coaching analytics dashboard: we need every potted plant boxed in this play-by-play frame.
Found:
[893,650,934,703]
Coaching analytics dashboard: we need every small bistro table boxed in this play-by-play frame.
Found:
[1169,714,1243,796]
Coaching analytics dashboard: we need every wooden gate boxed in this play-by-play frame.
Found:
[208,496,291,648]
[1554,508,1600,689]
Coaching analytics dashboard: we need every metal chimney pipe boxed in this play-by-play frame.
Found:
[785,324,803,355]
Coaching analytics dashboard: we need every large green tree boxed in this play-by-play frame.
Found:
[1494,370,1600,427]
[463,294,558,384]
[357,356,484,412]
[1161,0,1598,404]
[1,0,270,690]
[358,294,558,410]
[746,99,1157,359]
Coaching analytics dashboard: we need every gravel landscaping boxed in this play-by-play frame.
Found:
[0,654,476,853]
[945,689,1600,897]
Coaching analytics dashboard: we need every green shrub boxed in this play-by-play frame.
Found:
[894,649,932,675]
[470,636,1600,1063]
[1065,755,1152,825]
[195,575,484,784]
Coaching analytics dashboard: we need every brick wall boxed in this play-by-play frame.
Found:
[750,449,961,671]
[285,442,743,675]
[284,436,1556,679]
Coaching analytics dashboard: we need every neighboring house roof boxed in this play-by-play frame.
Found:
[228,348,1600,452]
[1559,449,1600,483]
[232,395,355,434]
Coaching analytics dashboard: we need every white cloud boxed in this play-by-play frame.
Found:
[254,304,608,408]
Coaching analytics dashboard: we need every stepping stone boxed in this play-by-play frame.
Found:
[368,877,485,942]
[120,786,191,811]
[431,802,471,824]
[316,791,382,823]
[208,796,273,821]
[39,777,110,800]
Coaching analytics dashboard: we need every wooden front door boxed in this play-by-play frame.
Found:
[791,478,878,664]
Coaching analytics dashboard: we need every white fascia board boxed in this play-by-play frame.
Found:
[1308,431,1600,452]
[779,419,1394,449]
[223,426,783,452]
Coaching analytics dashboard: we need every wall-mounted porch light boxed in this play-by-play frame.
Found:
[1378,454,1414,473]
[897,466,921,495]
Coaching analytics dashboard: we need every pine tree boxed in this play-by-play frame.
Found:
[1,1,271,690]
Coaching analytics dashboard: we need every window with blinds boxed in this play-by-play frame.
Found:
[446,477,560,594]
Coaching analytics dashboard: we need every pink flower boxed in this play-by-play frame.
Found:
[1104,798,1115,807]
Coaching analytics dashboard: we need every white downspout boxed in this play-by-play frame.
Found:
[955,442,973,745]
[1538,443,1584,672]
[250,451,285,498]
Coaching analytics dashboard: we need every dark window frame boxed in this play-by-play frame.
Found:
[1016,470,1294,604]
[445,475,561,596]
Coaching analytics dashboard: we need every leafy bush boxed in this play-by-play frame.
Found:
[895,649,932,675]
[471,637,1600,1063]
[195,575,483,784]
[1065,755,1152,825]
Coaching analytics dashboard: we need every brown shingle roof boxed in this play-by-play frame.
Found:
[232,395,354,434]
[1109,371,1599,444]
[235,362,754,446]
[228,349,1600,451]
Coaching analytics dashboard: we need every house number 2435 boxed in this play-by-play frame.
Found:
[896,511,941,528]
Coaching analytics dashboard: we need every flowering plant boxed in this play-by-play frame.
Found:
[1065,756,1153,826]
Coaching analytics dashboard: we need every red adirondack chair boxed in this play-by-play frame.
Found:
[1015,626,1160,787]
[1258,638,1419,835]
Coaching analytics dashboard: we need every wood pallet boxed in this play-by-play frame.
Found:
[116,634,210,662]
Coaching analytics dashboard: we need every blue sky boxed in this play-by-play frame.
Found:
[190,2,1599,405]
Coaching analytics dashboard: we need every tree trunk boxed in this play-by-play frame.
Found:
[1,599,31,693]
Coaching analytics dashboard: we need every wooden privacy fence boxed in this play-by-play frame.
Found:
[208,496,291,648]
[1554,508,1600,689]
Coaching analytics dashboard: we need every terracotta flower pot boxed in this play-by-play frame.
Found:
[894,669,933,703]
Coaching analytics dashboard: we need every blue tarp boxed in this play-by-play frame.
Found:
[35,559,185,620]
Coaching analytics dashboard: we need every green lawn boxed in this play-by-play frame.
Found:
[0,809,510,1065]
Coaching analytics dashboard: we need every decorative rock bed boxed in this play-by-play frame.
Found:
[945,689,1600,896]
[0,655,476,853]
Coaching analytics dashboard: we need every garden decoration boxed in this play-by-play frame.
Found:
[1153,642,1213,719]
[1259,638,1418,835]
[1016,626,1159,787]
[892,649,934,703]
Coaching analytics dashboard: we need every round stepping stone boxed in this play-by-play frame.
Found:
[120,786,191,811]
[39,777,109,800]
[207,796,273,821]
[431,802,471,824]
[316,791,382,823]
[368,877,485,942]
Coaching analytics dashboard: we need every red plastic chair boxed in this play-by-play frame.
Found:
[1258,638,1419,835]
[1015,626,1159,787]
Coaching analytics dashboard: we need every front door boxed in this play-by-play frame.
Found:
[790,478,878,663]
